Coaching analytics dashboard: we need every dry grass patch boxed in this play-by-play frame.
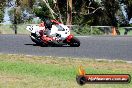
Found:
[0,54,131,88]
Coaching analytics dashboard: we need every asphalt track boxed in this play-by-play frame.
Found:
[0,34,132,61]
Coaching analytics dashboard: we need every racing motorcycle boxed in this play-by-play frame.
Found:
[26,20,80,47]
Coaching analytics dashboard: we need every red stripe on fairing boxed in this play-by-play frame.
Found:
[66,34,74,42]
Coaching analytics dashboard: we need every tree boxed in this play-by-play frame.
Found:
[8,0,36,34]
[0,10,4,23]
[22,0,35,9]
[42,0,57,19]
[123,0,132,22]
[101,0,120,26]
[33,0,52,20]
[72,0,103,25]
[0,0,6,23]
[67,0,72,25]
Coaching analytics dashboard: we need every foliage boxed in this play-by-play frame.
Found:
[123,0,132,21]
[21,0,35,9]
[1,0,132,35]
[101,0,120,26]
[0,10,4,23]
[0,0,6,23]
[33,0,52,20]
[72,0,102,25]
[74,24,104,35]
[75,25,91,35]
[8,7,24,24]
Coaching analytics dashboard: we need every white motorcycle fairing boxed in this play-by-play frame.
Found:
[26,24,70,40]
[26,23,80,47]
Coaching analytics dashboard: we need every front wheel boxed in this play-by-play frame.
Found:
[69,37,80,47]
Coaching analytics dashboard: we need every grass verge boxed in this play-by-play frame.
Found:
[0,24,30,34]
[0,54,131,88]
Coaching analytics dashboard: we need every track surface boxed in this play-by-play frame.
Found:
[0,35,132,61]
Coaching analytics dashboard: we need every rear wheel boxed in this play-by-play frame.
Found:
[69,37,80,47]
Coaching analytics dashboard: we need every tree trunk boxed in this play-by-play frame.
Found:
[14,7,17,34]
[14,24,17,34]
[66,0,72,26]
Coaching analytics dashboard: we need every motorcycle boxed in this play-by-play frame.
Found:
[26,20,80,47]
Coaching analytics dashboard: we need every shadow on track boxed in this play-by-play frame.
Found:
[24,43,72,47]
[24,44,40,46]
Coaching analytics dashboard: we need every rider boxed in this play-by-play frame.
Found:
[39,17,60,44]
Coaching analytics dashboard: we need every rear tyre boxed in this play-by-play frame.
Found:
[69,37,80,47]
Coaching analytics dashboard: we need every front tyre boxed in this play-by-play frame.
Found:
[69,37,80,47]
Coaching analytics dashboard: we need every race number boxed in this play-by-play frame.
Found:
[29,26,33,31]
[26,25,41,33]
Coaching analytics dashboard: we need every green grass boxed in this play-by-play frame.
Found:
[118,28,132,35]
[0,61,76,80]
[0,24,30,34]
[0,54,131,88]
